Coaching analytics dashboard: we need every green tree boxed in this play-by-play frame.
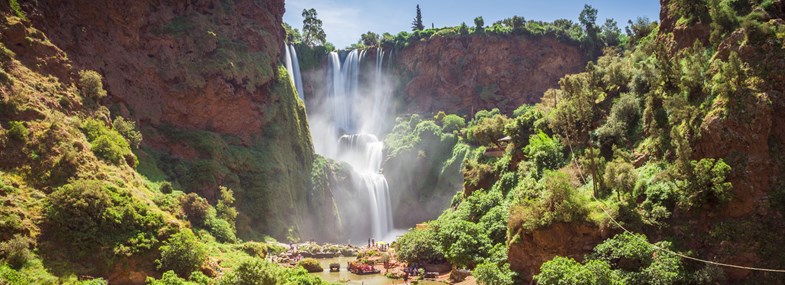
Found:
[441,114,466,133]
[216,186,237,230]
[302,8,326,46]
[458,22,470,37]
[470,114,510,147]
[579,4,599,56]
[474,262,516,285]
[524,132,565,175]
[282,22,303,43]
[603,158,636,200]
[625,17,656,47]
[179,193,209,227]
[359,31,379,47]
[395,229,445,263]
[78,70,107,100]
[112,116,143,149]
[156,229,206,278]
[600,18,622,47]
[412,5,424,31]
[474,16,485,33]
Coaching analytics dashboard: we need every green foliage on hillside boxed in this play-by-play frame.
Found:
[397,2,785,283]
[156,229,206,277]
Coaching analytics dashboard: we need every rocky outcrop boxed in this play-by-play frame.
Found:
[393,35,585,115]
[508,222,610,282]
[28,0,284,139]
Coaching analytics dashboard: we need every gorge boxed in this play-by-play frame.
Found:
[1,0,784,284]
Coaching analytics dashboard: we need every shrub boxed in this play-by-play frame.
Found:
[241,242,268,258]
[0,263,31,284]
[205,215,236,243]
[146,270,201,285]
[46,179,164,257]
[81,118,135,166]
[112,116,143,149]
[160,181,174,194]
[474,262,516,285]
[511,170,587,232]
[216,186,237,229]
[523,132,565,176]
[441,114,466,133]
[7,121,27,141]
[395,228,445,264]
[676,158,733,210]
[179,193,209,227]
[0,235,33,269]
[470,114,510,147]
[157,229,206,277]
[218,259,278,285]
[603,159,637,200]
[298,258,323,273]
[78,70,108,100]
[535,257,617,284]
[433,217,492,268]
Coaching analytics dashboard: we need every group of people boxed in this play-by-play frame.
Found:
[367,238,389,251]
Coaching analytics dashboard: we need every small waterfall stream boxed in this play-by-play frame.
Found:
[284,43,305,100]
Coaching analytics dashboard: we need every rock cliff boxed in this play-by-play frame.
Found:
[22,0,335,240]
[393,35,585,115]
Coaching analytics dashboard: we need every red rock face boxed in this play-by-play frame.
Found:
[508,222,611,282]
[29,0,286,140]
[394,35,585,115]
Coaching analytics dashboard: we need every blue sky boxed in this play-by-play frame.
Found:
[283,0,661,48]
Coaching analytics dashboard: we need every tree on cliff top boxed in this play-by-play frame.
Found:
[412,5,424,31]
[302,8,326,47]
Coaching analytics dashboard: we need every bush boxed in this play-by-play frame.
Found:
[470,114,510,147]
[216,186,237,230]
[146,270,203,285]
[676,158,733,210]
[511,170,587,232]
[535,257,617,284]
[298,258,323,273]
[205,215,236,243]
[46,179,164,256]
[395,228,445,264]
[7,121,27,141]
[160,181,174,194]
[433,217,492,268]
[0,235,33,269]
[219,259,326,285]
[0,263,31,284]
[78,70,107,100]
[441,114,466,133]
[157,229,206,277]
[241,242,268,258]
[81,118,135,166]
[523,132,565,176]
[474,262,516,285]
[112,116,143,149]
[179,193,209,227]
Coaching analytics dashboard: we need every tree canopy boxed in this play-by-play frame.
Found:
[302,8,326,46]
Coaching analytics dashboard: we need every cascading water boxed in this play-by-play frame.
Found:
[308,48,396,241]
[283,43,305,100]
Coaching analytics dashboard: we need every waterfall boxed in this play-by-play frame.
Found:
[283,43,304,100]
[310,48,395,241]
[338,134,393,239]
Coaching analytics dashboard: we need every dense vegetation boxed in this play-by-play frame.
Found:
[393,0,785,283]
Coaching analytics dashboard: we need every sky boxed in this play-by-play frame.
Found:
[283,0,661,49]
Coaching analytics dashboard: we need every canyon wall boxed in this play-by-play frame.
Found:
[393,35,585,115]
[25,0,337,240]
